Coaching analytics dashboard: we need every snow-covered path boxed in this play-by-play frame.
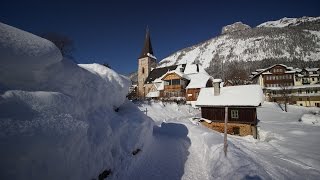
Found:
[124,123,191,180]
[126,101,320,180]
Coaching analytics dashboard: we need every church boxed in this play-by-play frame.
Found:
[137,28,213,104]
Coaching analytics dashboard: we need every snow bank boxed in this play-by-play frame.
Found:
[300,113,320,125]
[0,22,153,180]
[0,22,62,89]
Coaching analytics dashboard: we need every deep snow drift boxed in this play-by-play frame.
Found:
[0,22,153,180]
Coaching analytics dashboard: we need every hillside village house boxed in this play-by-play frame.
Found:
[250,64,320,107]
[137,29,213,103]
[196,80,263,138]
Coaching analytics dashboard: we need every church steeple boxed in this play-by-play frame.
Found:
[139,27,154,59]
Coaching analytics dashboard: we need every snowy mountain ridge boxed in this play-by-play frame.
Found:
[158,16,320,78]
[257,16,320,28]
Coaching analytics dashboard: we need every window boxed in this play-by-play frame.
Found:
[171,79,180,85]
[142,67,145,74]
[300,104,303,106]
[312,78,315,81]
[231,110,239,119]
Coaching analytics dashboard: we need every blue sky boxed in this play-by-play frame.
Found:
[1,0,320,74]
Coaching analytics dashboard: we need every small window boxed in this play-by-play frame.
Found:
[231,110,239,119]
[142,67,145,74]
[300,104,303,106]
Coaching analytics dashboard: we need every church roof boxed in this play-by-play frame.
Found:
[139,27,155,59]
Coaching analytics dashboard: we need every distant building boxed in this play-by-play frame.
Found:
[137,28,213,103]
[196,80,263,138]
[250,64,320,107]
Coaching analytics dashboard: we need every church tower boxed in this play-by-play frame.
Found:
[137,27,157,98]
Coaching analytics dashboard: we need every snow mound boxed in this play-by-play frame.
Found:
[0,22,62,88]
[0,23,153,180]
[300,113,320,125]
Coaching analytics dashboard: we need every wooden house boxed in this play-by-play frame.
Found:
[185,73,213,103]
[196,80,264,138]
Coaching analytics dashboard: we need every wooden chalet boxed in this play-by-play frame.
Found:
[185,73,213,102]
[144,63,213,101]
[196,81,264,138]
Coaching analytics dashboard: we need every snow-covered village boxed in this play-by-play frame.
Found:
[1,1,320,180]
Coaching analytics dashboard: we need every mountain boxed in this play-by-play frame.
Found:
[127,71,138,84]
[158,16,320,79]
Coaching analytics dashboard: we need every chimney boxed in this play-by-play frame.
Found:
[213,79,222,96]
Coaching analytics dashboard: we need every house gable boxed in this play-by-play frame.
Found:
[162,72,184,81]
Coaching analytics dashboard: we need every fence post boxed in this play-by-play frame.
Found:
[224,106,228,156]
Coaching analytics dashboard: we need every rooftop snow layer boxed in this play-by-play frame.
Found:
[186,73,212,89]
[183,63,207,75]
[196,85,264,107]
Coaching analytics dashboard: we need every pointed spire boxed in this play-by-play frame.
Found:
[139,26,154,59]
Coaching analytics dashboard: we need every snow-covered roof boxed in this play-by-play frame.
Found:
[305,68,319,72]
[183,63,207,75]
[186,73,212,89]
[251,64,297,79]
[146,91,160,98]
[213,79,222,83]
[196,85,264,107]
[147,53,157,60]
[262,72,272,75]
[285,71,296,73]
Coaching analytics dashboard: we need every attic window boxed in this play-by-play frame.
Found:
[231,110,239,119]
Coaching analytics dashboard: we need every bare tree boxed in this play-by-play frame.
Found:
[224,61,248,85]
[278,84,291,112]
[41,32,74,59]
